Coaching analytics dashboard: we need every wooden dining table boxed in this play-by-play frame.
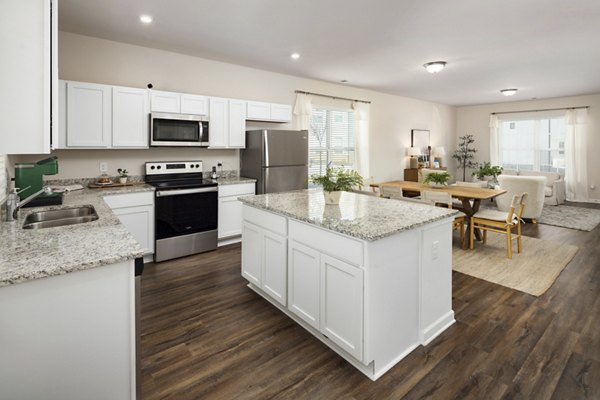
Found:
[370,180,507,241]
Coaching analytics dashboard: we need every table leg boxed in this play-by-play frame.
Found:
[460,198,483,242]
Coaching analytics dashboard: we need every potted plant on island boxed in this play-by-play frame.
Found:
[117,168,129,184]
[310,166,363,205]
[423,171,451,188]
[473,162,503,187]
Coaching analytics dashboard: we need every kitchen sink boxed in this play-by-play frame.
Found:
[22,206,99,229]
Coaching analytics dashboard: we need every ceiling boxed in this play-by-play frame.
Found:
[58,0,600,106]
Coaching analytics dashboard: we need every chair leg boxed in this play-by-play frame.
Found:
[506,227,512,259]
[531,219,537,224]
[517,223,522,254]
[483,229,487,244]
[470,220,475,250]
[459,222,465,249]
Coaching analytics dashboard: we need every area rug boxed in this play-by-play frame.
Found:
[539,204,600,231]
[453,235,578,296]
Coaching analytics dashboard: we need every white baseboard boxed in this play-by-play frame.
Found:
[421,311,455,346]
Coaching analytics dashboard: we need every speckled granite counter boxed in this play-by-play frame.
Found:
[0,184,154,287]
[239,189,458,241]
[214,176,256,185]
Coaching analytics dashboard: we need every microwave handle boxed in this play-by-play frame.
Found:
[199,121,203,138]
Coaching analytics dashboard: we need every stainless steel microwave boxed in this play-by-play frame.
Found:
[150,113,209,147]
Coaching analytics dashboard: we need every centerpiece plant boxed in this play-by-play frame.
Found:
[473,162,503,186]
[310,166,363,205]
[423,171,451,188]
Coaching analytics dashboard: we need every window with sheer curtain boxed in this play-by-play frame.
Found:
[499,117,566,175]
[308,107,355,178]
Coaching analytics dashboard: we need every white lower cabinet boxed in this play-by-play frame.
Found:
[104,192,155,256]
[288,241,321,329]
[241,221,287,306]
[320,254,363,359]
[218,183,256,241]
[288,240,364,359]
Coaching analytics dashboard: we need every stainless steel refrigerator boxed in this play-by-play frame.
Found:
[241,129,309,194]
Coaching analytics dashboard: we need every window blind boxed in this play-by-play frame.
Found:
[308,108,355,177]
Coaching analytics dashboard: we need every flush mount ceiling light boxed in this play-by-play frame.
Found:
[501,88,518,96]
[291,53,300,60]
[139,14,153,24]
[423,61,447,74]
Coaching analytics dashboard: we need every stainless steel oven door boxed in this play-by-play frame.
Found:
[154,186,218,262]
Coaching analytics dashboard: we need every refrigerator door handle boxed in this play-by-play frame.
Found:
[264,130,270,167]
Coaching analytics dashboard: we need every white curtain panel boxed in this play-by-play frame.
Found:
[489,114,501,166]
[352,101,370,179]
[565,109,589,202]
[292,93,312,130]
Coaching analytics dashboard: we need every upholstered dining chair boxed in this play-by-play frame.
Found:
[380,184,404,200]
[421,190,466,249]
[469,193,528,259]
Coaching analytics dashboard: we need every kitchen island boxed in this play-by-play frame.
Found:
[0,185,152,400]
[239,189,458,380]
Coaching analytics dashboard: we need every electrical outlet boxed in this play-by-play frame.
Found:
[216,160,222,167]
[99,162,108,173]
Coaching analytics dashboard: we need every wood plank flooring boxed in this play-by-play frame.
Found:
[141,203,600,399]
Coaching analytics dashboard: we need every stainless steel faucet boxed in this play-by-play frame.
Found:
[5,186,46,222]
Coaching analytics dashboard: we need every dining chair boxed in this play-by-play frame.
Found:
[380,184,404,199]
[469,193,528,259]
[421,190,466,248]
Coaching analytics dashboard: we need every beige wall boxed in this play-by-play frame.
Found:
[456,94,600,200]
[18,32,456,182]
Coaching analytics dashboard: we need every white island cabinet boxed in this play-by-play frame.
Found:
[240,190,457,380]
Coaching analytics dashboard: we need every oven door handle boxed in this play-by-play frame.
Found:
[156,187,218,197]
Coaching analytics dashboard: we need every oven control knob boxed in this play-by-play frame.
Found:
[150,166,155,170]
[195,164,200,168]
[157,165,162,170]
[190,164,194,169]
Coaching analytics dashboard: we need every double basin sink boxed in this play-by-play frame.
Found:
[22,206,99,230]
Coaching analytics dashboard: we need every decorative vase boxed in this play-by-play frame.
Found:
[119,177,128,184]
[323,191,342,205]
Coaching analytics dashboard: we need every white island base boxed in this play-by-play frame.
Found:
[241,203,455,381]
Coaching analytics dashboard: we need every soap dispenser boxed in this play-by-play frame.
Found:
[210,166,218,180]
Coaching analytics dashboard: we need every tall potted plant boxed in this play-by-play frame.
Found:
[452,134,478,181]
[310,166,363,205]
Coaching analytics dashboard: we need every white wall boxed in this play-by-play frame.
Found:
[17,32,456,182]
[456,94,600,201]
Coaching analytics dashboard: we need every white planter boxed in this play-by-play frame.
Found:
[323,191,342,205]
[428,182,446,188]
[119,177,128,184]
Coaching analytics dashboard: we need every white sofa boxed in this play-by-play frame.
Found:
[501,169,566,206]
[496,175,546,221]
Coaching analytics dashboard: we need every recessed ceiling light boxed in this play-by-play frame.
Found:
[139,15,153,24]
[423,61,447,74]
[501,88,518,96]
[291,53,300,60]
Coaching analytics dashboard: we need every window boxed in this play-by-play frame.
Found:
[499,117,566,175]
[308,107,355,178]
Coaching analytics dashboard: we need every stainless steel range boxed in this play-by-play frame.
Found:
[145,161,218,262]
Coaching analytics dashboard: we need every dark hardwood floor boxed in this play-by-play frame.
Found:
[141,203,600,399]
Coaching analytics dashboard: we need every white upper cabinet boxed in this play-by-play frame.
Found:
[270,103,293,122]
[112,86,149,148]
[180,94,208,115]
[150,91,180,113]
[208,97,229,148]
[246,101,292,123]
[66,82,111,147]
[150,91,208,116]
[228,99,247,148]
[60,80,149,149]
[0,0,57,154]
[246,101,271,120]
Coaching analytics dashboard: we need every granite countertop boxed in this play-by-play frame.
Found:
[215,176,257,185]
[0,184,154,287]
[239,189,459,241]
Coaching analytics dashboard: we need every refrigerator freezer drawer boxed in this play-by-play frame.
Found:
[263,166,308,194]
